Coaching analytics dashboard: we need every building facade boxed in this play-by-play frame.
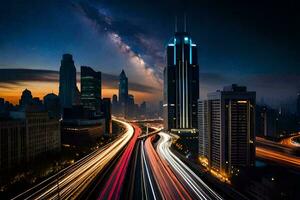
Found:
[0,109,60,170]
[80,66,102,113]
[0,120,26,170]
[198,100,210,160]
[25,111,61,161]
[163,31,199,132]
[198,84,256,176]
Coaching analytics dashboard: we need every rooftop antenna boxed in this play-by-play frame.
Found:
[175,16,178,32]
[184,13,187,32]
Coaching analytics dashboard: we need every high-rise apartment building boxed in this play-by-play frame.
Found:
[198,100,209,160]
[198,84,256,176]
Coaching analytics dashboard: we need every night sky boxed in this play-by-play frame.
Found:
[0,0,299,108]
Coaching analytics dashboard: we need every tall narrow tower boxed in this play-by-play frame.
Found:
[59,54,78,109]
[118,69,128,106]
[163,22,199,132]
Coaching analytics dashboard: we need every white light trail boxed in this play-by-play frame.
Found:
[141,141,157,200]
[156,132,223,200]
[13,119,134,200]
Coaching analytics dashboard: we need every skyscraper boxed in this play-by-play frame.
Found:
[198,84,256,177]
[163,28,199,132]
[59,54,79,109]
[80,66,102,113]
[119,69,128,106]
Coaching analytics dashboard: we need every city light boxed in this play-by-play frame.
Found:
[0,2,298,200]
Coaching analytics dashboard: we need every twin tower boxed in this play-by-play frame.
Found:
[163,19,199,133]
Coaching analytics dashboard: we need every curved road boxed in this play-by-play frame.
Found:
[144,134,192,200]
[97,124,141,200]
[156,132,223,200]
[12,119,134,200]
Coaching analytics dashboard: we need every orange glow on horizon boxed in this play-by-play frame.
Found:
[0,81,160,105]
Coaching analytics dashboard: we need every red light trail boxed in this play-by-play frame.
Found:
[98,124,141,200]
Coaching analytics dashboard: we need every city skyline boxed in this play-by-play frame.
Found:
[1,1,300,200]
[0,0,299,107]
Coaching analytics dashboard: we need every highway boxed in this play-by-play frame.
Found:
[124,139,162,200]
[256,136,299,155]
[280,134,300,148]
[156,132,223,200]
[140,140,162,200]
[12,119,134,200]
[256,136,300,169]
[144,134,192,200]
[256,147,300,168]
[127,128,163,200]
[97,124,141,200]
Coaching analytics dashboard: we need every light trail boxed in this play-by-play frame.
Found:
[12,119,134,200]
[98,124,141,200]
[256,147,300,168]
[280,134,300,148]
[144,134,192,200]
[156,132,223,200]
[141,140,157,200]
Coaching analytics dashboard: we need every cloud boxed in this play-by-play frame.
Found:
[0,68,159,94]
[0,68,58,84]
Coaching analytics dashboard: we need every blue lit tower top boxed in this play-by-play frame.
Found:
[167,32,197,66]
